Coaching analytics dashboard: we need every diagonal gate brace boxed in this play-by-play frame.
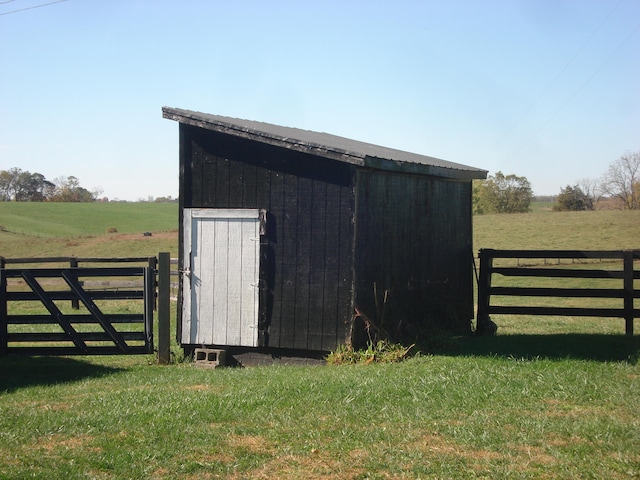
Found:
[21,271,88,352]
[62,270,130,353]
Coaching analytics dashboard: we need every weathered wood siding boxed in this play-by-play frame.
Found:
[179,124,354,351]
[353,170,474,340]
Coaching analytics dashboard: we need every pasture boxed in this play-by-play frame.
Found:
[0,203,639,479]
[0,201,179,258]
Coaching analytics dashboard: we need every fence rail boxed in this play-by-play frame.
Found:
[476,249,640,336]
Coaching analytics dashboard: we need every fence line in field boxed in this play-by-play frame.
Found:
[476,249,640,336]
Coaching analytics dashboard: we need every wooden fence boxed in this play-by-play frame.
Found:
[476,249,640,336]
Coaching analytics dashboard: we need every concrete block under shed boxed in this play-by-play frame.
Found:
[194,348,227,368]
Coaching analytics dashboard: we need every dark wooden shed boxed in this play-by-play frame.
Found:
[163,107,487,355]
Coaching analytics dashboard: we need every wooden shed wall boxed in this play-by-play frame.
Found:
[179,124,355,351]
[353,170,474,341]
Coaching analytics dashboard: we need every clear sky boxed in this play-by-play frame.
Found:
[1,0,638,200]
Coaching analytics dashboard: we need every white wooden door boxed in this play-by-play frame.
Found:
[182,208,261,347]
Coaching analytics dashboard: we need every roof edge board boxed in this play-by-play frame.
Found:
[163,107,366,167]
[364,156,488,180]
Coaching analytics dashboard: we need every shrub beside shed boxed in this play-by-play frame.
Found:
[163,107,487,356]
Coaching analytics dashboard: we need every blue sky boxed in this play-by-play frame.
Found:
[1,0,638,200]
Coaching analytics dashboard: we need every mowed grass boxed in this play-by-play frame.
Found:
[0,203,639,479]
[1,354,638,479]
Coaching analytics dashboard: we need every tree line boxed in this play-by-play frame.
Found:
[552,150,640,211]
[0,168,102,202]
[474,151,640,214]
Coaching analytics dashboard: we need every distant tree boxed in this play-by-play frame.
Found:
[533,195,557,203]
[154,196,176,203]
[0,169,100,202]
[472,180,484,214]
[13,169,33,201]
[576,177,601,208]
[0,170,12,201]
[20,172,55,201]
[49,176,98,202]
[473,171,533,214]
[601,151,640,210]
[553,185,594,211]
[90,186,104,201]
[0,168,54,201]
[4,167,27,200]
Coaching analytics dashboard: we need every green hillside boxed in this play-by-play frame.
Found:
[0,202,179,259]
[0,202,178,238]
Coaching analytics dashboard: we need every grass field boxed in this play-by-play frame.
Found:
[474,208,640,251]
[0,202,179,259]
[0,201,178,238]
[0,203,639,478]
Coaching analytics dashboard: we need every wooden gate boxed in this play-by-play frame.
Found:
[0,257,156,355]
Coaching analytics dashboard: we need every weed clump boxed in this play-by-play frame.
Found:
[326,340,415,365]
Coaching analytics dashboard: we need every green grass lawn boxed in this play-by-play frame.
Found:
[0,203,639,478]
[0,349,638,479]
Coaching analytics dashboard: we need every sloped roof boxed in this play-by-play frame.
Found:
[162,107,487,181]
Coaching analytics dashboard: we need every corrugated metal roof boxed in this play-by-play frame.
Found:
[162,106,487,181]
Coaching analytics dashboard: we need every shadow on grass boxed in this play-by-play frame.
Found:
[0,356,124,393]
[431,334,640,363]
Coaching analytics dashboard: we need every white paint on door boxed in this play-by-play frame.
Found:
[182,209,261,347]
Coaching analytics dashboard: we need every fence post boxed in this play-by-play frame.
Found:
[157,252,171,364]
[476,249,496,335]
[144,257,157,354]
[0,257,7,355]
[70,258,79,310]
[623,250,634,336]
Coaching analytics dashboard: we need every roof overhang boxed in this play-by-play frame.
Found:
[163,106,488,181]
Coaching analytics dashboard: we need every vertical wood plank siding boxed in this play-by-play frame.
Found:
[354,170,473,339]
[180,125,354,351]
